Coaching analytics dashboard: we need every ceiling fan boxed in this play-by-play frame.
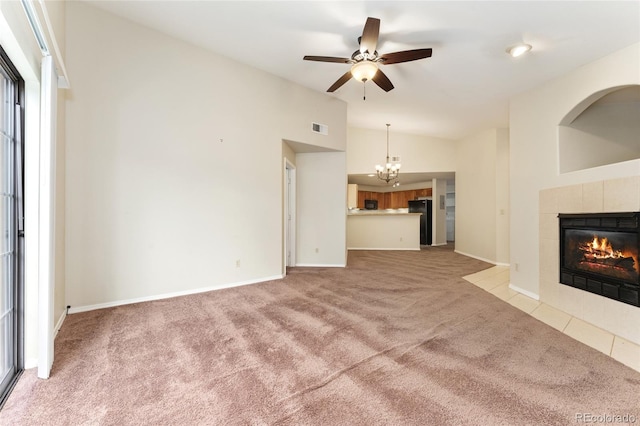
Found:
[303,17,433,96]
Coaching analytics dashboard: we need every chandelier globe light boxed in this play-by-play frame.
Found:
[375,123,400,184]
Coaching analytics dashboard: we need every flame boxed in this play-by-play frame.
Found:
[587,236,624,258]
[580,235,639,275]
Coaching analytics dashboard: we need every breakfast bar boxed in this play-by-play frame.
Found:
[347,209,422,250]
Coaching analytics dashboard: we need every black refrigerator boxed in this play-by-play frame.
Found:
[408,199,432,245]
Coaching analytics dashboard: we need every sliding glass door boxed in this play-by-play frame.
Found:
[0,46,23,407]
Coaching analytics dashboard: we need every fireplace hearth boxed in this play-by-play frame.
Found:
[559,212,640,307]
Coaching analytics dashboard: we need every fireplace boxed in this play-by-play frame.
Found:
[559,212,640,307]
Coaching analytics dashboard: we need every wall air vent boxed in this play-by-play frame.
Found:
[311,122,328,135]
[391,156,401,162]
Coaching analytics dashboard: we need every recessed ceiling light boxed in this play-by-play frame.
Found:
[506,43,532,58]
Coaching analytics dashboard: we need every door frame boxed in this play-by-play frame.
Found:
[0,43,25,407]
[284,159,296,273]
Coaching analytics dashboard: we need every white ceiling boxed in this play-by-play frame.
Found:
[86,1,639,141]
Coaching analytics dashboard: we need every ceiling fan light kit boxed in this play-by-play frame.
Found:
[351,60,378,82]
[303,17,433,95]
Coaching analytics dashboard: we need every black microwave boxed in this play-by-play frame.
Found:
[364,199,378,210]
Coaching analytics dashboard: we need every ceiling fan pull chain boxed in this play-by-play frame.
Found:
[363,81,366,101]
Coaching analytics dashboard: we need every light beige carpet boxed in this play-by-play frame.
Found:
[2,246,639,425]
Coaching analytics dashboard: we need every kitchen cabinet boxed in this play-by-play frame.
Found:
[348,184,358,208]
[357,187,433,209]
[415,188,432,198]
[357,191,369,208]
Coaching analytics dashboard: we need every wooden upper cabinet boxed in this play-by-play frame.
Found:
[357,191,367,208]
[358,191,380,208]
[388,191,404,209]
[382,193,391,210]
[357,187,431,209]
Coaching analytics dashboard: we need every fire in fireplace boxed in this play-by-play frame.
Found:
[559,212,640,307]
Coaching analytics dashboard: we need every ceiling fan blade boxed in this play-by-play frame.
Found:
[303,55,352,64]
[379,48,433,65]
[360,17,380,54]
[372,69,394,92]
[327,71,353,92]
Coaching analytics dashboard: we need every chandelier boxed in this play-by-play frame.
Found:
[375,124,400,184]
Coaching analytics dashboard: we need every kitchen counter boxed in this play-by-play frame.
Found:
[347,210,421,250]
[348,209,421,216]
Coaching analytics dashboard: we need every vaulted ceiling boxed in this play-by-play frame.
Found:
[87,1,639,141]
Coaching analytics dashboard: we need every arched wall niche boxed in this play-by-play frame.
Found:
[558,85,640,174]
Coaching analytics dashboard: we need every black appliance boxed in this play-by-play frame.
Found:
[364,199,378,210]
[408,199,432,245]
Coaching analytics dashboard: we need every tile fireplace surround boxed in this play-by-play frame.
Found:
[539,176,640,346]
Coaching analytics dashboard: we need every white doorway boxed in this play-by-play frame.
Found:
[284,160,296,272]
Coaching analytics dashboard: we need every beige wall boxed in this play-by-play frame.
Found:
[296,152,347,266]
[282,142,296,167]
[455,128,509,265]
[510,42,640,296]
[64,2,346,309]
[495,129,510,265]
[559,89,640,173]
[347,126,455,174]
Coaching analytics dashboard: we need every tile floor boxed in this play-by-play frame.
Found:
[463,266,640,373]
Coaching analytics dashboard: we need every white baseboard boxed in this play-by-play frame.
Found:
[508,283,540,300]
[54,309,66,337]
[454,249,509,267]
[347,247,420,251]
[294,263,347,267]
[68,274,284,314]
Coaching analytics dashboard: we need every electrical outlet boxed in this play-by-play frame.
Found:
[400,237,403,241]
[315,248,319,253]
[514,263,519,272]
[236,259,241,268]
